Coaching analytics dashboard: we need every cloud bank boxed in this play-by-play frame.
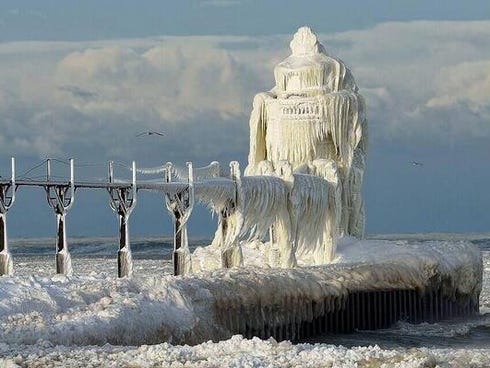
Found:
[1,21,490,164]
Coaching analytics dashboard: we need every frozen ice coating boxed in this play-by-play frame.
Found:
[193,27,363,268]
[0,240,482,348]
[0,26,485,365]
[246,26,367,240]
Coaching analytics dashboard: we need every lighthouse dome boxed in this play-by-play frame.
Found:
[273,27,357,97]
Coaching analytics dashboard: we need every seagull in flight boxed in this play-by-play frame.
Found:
[411,161,424,167]
[136,131,165,137]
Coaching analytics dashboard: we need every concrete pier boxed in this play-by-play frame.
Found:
[210,241,482,344]
[218,287,479,342]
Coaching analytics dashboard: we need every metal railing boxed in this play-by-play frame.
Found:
[0,158,238,278]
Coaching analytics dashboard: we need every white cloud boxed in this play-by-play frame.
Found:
[1,21,490,163]
[52,41,270,122]
[320,21,490,141]
[0,36,267,162]
[427,60,490,110]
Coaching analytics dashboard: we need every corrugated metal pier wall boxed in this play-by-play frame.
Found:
[216,288,479,341]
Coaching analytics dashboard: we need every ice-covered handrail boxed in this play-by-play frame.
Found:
[239,175,290,241]
[46,158,75,212]
[133,161,221,182]
[133,165,167,175]
[290,173,334,263]
[0,158,16,276]
[172,161,221,181]
[209,161,244,268]
[203,160,340,269]
[0,156,343,275]
[206,166,295,269]
[194,178,236,212]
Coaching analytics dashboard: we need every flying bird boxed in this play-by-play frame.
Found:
[411,161,424,167]
[136,131,165,137]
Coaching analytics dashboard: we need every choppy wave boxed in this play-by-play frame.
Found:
[8,236,209,257]
[10,233,490,256]
[369,232,490,247]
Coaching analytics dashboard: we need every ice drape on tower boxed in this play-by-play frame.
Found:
[245,26,367,238]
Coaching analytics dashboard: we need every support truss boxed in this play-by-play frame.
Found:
[164,162,194,276]
[108,161,137,278]
[45,159,75,276]
[0,158,16,276]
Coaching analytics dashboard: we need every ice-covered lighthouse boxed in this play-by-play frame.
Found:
[187,27,481,343]
[245,26,367,239]
[192,27,369,270]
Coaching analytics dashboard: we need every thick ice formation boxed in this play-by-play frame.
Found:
[194,27,367,268]
[4,334,490,367]
[0,240,482,348]
[133,28,365,268]
[193,28,366,268]
[245,26,367,243]
[188,160,343,268]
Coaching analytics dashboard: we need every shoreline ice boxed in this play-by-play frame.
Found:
[0,239,482,350]
[2,334,490,367]
[0,237,486,367]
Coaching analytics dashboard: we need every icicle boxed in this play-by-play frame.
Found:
[239,175,290,242]
[245,93,272,175]
[219,162,244,268]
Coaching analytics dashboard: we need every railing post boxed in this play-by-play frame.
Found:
[275,160,296,268]
[0,157,16,276]
[219,161,243,268]
[108,161,137,278]
[0,213,10,275]
[164,162,194,276]
[45,158,75,276]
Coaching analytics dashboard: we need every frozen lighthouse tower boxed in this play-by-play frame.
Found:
[246,26,367,238]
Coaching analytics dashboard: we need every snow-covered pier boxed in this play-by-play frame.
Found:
[216,276,480,342]
[202,239,482,343]
[0,239,480,346]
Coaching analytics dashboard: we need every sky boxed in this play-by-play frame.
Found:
[1,0,490,238]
